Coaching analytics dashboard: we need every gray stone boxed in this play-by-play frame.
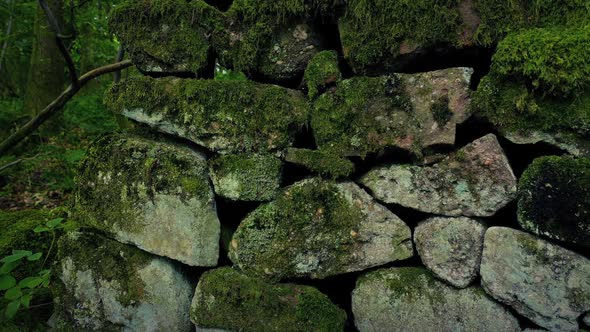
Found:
[209,153,282,202]
[503,130,590,157]
[54,232,193,331]
[229,178,413,281]
[360,134,517,217]
[414,216,486,288]
[73,133,220,267]
[480,227,590,332]
[352,267,520,332]
[584,313,590,327]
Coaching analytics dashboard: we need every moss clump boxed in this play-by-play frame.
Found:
[284,148,354,179]
[104,76,309,154]
[430,95,452,126]
[191,267,346,332]
[209,154,283,201]
[311,75,418,158]
[73,132,212,234]
[229,178,363,280]
[339,0,461,72]
[491,26,590,97]
[109,0,222,74]
[518,156,590,247]
[304,50,341,99]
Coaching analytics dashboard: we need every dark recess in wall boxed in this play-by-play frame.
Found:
[203,0,233,11]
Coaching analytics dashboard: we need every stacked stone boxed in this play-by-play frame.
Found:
[54,0,590,331]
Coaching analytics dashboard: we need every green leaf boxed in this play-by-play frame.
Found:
[11,250,32,256]
[5,300,20,319]
[27,253,43,261]
[0,275,16,290]
[0,261,20,274]
[1,251,31,263]
[20,294,32,308]
[4,286,22,300]
[18,277,43,289]
[46,218,64,228]
[33,226,50,233]
[39,269,51,277]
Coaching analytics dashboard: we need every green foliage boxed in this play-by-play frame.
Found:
[285,148,354,179]
[304,50,341,99]
[491,25,590,97]
[214,63,248,81]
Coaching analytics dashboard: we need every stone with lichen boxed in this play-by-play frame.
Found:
[311,67,473,158]
[352,267,520,332]
[208,154,282,202]
[73,133,220,267]
[53,232,193,331]
[190,267,346,332]
[414,216,486,288]
[360,134,517,217]
[284,148,354,179]
[229,178,413,281]
[104,76,309,154]
[480,227,590,332]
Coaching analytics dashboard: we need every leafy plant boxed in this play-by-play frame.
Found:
[0,217,65,319]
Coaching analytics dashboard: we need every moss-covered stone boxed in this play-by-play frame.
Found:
[109,0,222,75]
[284,148,354,179]
[73,132,219,266]
[53,232,193,331]
[311,68,473,158]
[104,76,309,154]
[190,267,346,332]
[304,50,341,99]
[229,178,412,281]
[352,267,519,332]
[517,156,590,247]
[209,153,282,201]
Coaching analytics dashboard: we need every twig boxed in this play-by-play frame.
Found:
[114,44,125,83]
[0,158,22,172]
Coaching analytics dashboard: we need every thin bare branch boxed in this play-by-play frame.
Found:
[114,44,125,83]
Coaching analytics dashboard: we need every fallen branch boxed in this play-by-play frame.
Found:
[0,60,133,156]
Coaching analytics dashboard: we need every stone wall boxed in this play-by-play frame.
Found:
[52,0,590,331]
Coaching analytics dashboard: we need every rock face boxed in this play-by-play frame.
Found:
[54,232,193,331]
[480,227,590,331]
[311,68,473,157]
[518,156,590,247]
[284,148,354,179]
[360,134,517,216]
[73,133,220,267]
[109,0,220,76]
[209,154,282,202]
[352,267,520,332]
[414,217,486,288]
[190,267,346,331]
[104,77,309,154]
[229,178,413,280]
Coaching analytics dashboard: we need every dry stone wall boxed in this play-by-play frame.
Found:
[53,0,590,331]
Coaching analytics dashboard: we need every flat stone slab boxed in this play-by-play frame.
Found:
[360,134,517,216]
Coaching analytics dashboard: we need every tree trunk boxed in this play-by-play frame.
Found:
[0,0,14,74]
[23,0,66,118]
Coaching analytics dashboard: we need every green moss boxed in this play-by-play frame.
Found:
[304,50,341,99]
[517,156,590,246]
[285,148,354,179]
[311,75,418,158]
[209,153,283,201]
[109,0,222,73]
[229,178,363,280]
[491,25,590,97]
[358,267,444,303]
[73,132,212,235]
[339,0,461,71]
[430,95,452,126]
[104,76,309,154]
[192,267,346,332]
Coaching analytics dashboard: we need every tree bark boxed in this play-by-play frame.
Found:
[0,0,14,73]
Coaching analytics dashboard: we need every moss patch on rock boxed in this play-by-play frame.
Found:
[284,148,354,179]
[109,0,222,75]
[518,156,590,247]
[304,50,341,99]
[104,76,309,154]
[209,153,283,201]
[190,267,346,332]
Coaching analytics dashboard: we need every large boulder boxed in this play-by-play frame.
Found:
[209,154,282,202]
[73,133,220,267]
[480,227,590,332]
[351,267,520,332]
[518,156,589,247]
[109,0,221,76]
[104,77,309,154]
[190,267,346,332]
[311,67,473,157]
[360,134,517,216]
[229,178,413,281]
[53,232,193,331]
[414,216,486,288]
